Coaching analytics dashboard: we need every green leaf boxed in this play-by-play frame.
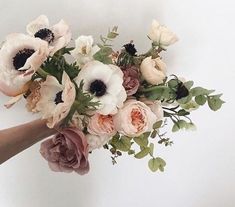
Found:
[115,136,132,152]
[177,94,192,104]
[168,79,178,89]
[93,47,113,64]
[153,120,163,129]
[148,157,166,172]
[148,158,159,172]
[134,147,150,159]
[207,95,225,111]
[149,143,154,157]
[180,100,199,111]
[150,130,158,138]
[183,81,194,89]
[133,135,148,147]
[178,120,188,128]
[128,149,135,155]
[172,123,180,132]
[195,95,207,105]
[177,109,190,116]
[191,87,215,97]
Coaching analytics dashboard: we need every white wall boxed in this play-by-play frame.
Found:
[0,0,234,206]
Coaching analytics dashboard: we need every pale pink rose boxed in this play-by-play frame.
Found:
[40,128,90,175]
[87,113,116,137]
[113,100,157,137]
[122,66,140,96]
[140,98,164,121]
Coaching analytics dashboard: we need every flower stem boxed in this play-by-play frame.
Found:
[37,68,49,79]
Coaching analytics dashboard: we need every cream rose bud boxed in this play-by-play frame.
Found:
[113,100,157,137]
[140,56,166,85]
[148,20,178,49]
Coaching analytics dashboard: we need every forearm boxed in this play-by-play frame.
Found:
[0,119,56,164]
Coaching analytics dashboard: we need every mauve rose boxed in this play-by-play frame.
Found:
[40,127,90,175]
[122,66,140,96]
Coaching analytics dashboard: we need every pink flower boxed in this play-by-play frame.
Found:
[114,100,157,137]
[40,128,90,175]
[88,113,116,137]
[122,66,140,96]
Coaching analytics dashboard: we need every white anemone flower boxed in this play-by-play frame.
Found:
[26,15,71,55]
[0,33,49,97]
[71,35,100,67]
[36,72,76,128]
[74,61,127,115]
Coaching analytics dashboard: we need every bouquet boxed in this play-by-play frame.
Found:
[0,15,224,174]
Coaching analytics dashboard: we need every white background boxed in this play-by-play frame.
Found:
[0,0,234,206]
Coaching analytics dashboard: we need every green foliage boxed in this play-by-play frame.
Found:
[109,135,132,152]
[135,147,150,159]
[62,81,100,126]
[39,47,79,82]
[207,94,225,111]
[93,47,113,64]
[148,157,166,172]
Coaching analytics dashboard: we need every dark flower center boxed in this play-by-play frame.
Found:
[176,83,189,100]
[54,91,64,105]
[13,49,35,70]
[34,28,54,43]
[123,43,137,56]
[89,80,107,97]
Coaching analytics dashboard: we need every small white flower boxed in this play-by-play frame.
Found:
[36,72,76,128]
[74,61,127,115]
[86,134,111,151]
[71,35,99,67]
[0,33,49,97]
[140,56,166,85]
[148,20,178,49]
[26,15,71,55]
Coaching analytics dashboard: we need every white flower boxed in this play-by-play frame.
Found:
[26,15,71,55]
[140,56,166,85]
[74,61,127,115]
[36,72,76,128]
[86,134,110,151]
[113,100,157,137]
[0,33,49,97]
[148,20,178,49]
[71,35,99,67]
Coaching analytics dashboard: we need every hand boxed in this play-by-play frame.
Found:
[0,119,56,165]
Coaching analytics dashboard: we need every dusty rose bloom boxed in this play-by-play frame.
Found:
[122,66,140,96]
[26,81,42,112]
[40,128,90,175]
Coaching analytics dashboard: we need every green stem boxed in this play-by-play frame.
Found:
[139,85,167,93]
[37,68,49,79]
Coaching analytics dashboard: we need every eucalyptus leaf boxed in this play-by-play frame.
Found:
[195,95,207,105]
[153,120,163,129]
[207,95,225,111]
[148,158,159,172]
[114,136,131,152]
[134,147,150,159]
